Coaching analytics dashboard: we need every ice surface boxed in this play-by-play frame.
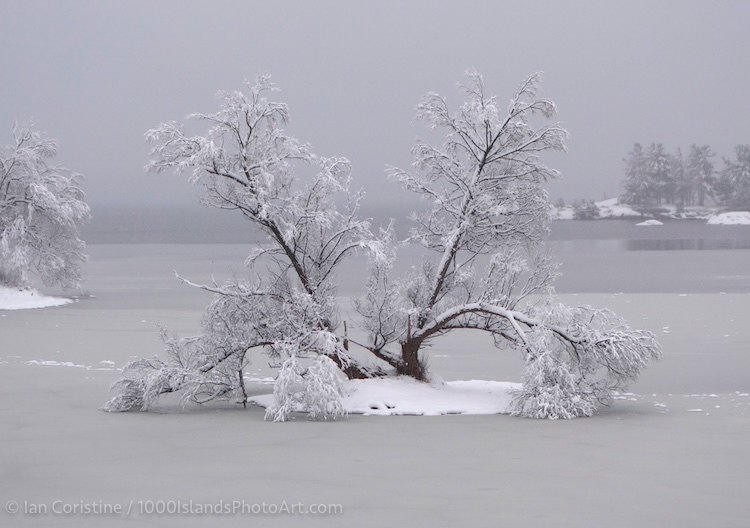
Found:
[2,244,750,527]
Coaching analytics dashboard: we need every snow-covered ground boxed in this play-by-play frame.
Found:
[0,286,72,310]
[659,204,718,220]
[595,197,641,218]
[707,211,750,225]
[551,199,723,221]
[550,198,647,220]
[249,377,520,416]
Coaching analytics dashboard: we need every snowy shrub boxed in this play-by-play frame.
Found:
[572,199,599,220]
[265,355,347,422]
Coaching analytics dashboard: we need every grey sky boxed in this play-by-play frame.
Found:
[2,0,748,211]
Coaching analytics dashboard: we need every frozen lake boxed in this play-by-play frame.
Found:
[84,207,750,293]
[547,221,750,293]
[86,205,750,246]
[1,226,749,527]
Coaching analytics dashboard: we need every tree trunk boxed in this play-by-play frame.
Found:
[340,363,378,380]
[398,340,428,381]
[327,353,387,380]
[238,368,247,408]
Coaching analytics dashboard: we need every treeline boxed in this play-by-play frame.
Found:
[621,143,750,210]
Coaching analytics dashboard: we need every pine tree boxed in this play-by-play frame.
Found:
[686,144,715,207]
[621,143,649,207]
[646,143,672,205]
[717,145,750,209]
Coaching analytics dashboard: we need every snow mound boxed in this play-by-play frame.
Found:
[596,198,641,218]
[249,377,520,416]
[636,219,663,226]
[0,286,72,310]
[706,211,750,225]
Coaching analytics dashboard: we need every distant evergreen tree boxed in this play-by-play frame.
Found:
[621,143,650,207]
[670,147,689,207]
[618,141,750,210]
[716,145,750,209]
[685,144,715,207]
[646,143,672,205]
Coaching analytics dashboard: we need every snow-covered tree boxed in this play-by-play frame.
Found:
[623,142,720,208]
[716,145,750,209]
[105,72,661,420]
[360,71,661,416]
[621,143,650,207]
[685,144,715,207]
[646,143,673,205]
[670,147,689,207]
[0,123,89,288]
[104,75,385,418]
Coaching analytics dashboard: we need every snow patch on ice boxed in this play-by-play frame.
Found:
[26,359,90,369]
[248,377,520,416]
[636,219,663,226]
[0,286,72,310]
[706,211,750,225]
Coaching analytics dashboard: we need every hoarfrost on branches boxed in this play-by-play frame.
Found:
[0,123,89,288]
[105,72,661,420]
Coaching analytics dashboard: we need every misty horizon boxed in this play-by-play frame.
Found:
[3,0,750,211]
